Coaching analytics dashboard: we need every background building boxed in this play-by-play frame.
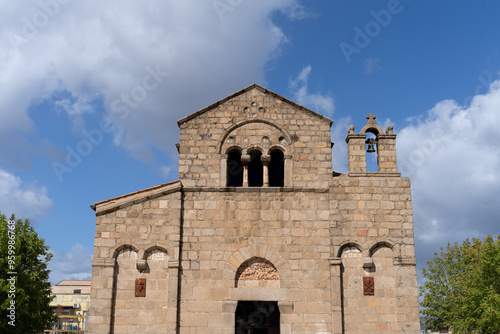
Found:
[50,280,90,331]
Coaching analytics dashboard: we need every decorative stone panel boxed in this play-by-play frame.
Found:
[236,257,279,288]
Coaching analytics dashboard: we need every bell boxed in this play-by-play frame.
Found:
[366,143,376,153]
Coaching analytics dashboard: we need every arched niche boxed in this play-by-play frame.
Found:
[145,246,169,272]
[337,241,364,258]
[370,245,397,325]
[368,240,395,257]
[111,246,139,333]
[113,243,139,259]
[110,244,170,333]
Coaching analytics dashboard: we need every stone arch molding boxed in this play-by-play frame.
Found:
[112,243,169,271]
[336,240,364,258]
[368,239,396,257]
[112,243,139,259]
[223,245,291,284]
[218,119,293,155]
[359,113,384,136]
[336,239,400,259]
[224,144,288,157]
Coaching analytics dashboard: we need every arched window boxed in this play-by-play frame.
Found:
[227,149,243,187]
[365,132,378,172]
[248,150,263,187]
[268,150,284,187]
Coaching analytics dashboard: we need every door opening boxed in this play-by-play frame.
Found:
[235,301,280,334]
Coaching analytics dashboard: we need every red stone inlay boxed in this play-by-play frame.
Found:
[135,278,146,297]
[363,277,374,295]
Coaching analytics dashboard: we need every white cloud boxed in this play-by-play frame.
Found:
[397,80,500,268]
[49,243,92,285]
[289,65,335,117]
[0,169,52,219]
[54,94,96,134]
[0,0,303,164]
[363,57,382,75]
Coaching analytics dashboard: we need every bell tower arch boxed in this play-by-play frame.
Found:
[345,113,398,174]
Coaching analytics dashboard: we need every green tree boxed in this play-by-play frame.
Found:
[0,212,56,333]
[420,235,500,333]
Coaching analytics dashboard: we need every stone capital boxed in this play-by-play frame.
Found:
[362,257,374,268]
[136,259,147,271]
[241,154,251,165]
[329,257,342,266]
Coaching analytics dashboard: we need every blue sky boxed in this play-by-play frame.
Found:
[1,0,499,284]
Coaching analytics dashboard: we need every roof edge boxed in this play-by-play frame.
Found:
[91,180,182,216]
[177,83,333,126]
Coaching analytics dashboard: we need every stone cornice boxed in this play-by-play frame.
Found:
[347,172,401,177]
[182,187,329,193]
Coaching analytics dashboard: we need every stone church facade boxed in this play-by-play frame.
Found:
[89,84,420,333]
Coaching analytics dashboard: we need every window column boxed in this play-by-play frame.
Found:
[241,154,250,187]
[261,155,271,187]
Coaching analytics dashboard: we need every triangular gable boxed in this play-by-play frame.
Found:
[177,83,333,126]
[91,180,182,216]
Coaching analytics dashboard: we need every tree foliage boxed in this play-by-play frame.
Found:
[420,235,500,333]
[0,212,56,333]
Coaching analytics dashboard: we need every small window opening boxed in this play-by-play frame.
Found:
[268,150,284,187]
[73,289,81,294]
[227,150,243,187]
[248,150,263,187]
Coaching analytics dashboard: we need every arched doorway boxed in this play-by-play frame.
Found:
[235,301,280,334]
